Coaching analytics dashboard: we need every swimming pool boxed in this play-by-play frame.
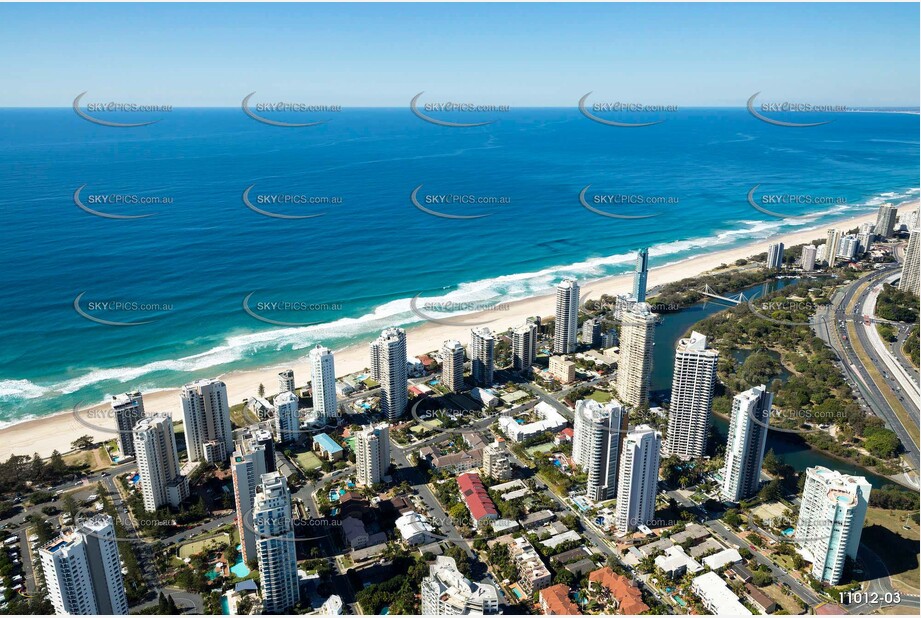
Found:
[220,596,230,615]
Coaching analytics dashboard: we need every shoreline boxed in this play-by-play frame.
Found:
[2,202,916,460]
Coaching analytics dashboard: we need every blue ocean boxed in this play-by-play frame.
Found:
[0,107,917,425]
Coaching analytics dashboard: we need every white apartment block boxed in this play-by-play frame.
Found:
[374,328,408,421]
[470,327,495,387]
[134,414,188,512]
[232,429,274,564]
[616,302,656,408]
[615,425,662,534]
[512,320,538,374]
[573,399,627,502]
[441,339,466,393]
[899,229,920,296]
[553,279,580,354]
[482,440,512,481]
[274,390,300,443]
[767,242,784,269]
[720,385,772,502]
[180,378,233,463]
[356,423,391,486]
[310,345,338,421]
[277,369,295,394]
[801,244,818,271]
[796,466,871,585]
[253,472,300,613]
[110,390,144,458]
[665,331,718,459]
[40,514,129,615]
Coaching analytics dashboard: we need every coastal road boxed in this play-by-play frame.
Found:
[813,266,920,470]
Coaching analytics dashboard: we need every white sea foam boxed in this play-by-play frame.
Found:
[2,187,916,414]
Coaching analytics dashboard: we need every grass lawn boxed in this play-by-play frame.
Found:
[861,508,919,595]
[177,532,231,559]
[763,583,803,615]
[295,451,323,471]
[585,390,612,403]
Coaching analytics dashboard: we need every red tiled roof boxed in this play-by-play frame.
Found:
[559,428,574,438]
[456,473,498,522]
[588,567,649,615]
[540,584,581,615]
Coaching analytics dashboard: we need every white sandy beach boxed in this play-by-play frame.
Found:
[3,204,915,460]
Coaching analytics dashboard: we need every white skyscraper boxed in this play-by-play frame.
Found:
[274,391,300,443]
[615,425,662,534]
[838,234,859,260]
[374,328,408,421]
[616,302,656,408]
[720,385,772,502]
[899,229,920,296]
[110,391,144,458]
[421,556,499,615]
[309,345,338,422]
[253,472,300,614]
[796,466,871,585]
[572,399,627,502]
[277,369,295,394]
[180,378,233,463]
[553,278,580,354]
[511,320,538,374]
[582,317,602,348]
[665,332,718,459]
[40,514,129,616]
[368,339,381,381]
[356,423,391,486]
[825,229,841,265]
[874,203,897,238]
[470,327,495,387]
[441,339,466,393]
[134,414,188,512]
[766,242,784,269]
[801,244,817,271]
[232,429,274,564]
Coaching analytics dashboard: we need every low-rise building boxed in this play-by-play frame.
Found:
[691,571,751,615]
[312,433,344,461]
[457,473,498,529]
[654,545,703,578]
[587,567,649,615]
[540,530,581,550]
[540,584,581,615]
[702,548,743,571]
[498,401,567,442]
[395,512,438,546]
[520,509,556,530]
[421,556,499,615]
[745,584,777,614]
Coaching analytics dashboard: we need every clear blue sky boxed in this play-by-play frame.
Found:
[1,2,917,107]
